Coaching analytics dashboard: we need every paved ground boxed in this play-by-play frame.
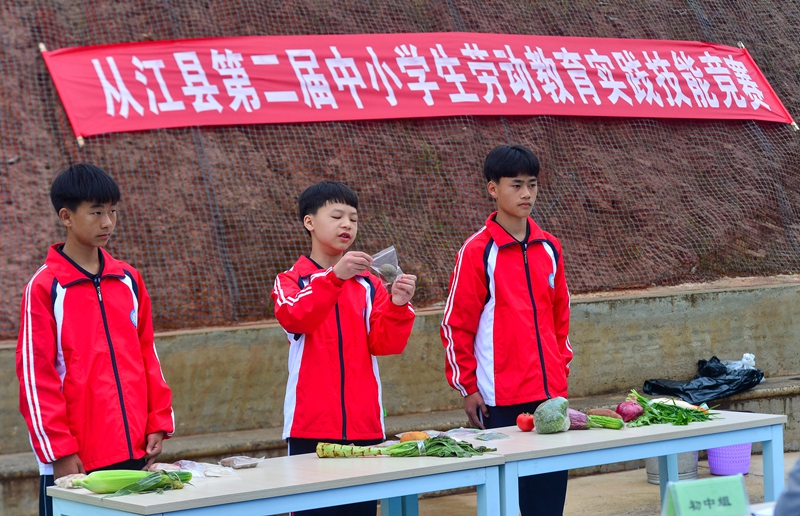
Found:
[382,451,799,515]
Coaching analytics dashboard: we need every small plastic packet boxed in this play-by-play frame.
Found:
[474,430,510,441]
[444,427,482,438]
[371,246,403,286]
[147,462,182,472]
[55,473,87,488]
[219,456,265,469]
[173,459,236,477]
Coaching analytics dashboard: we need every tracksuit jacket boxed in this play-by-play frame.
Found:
[441,213,573,406]
[16,244,174,474]
[271,255,415,441]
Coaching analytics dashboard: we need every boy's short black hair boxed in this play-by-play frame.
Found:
[298,181,359,222]
[50,163,121,213]
[483,145,540,183]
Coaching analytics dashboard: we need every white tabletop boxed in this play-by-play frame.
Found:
[48,411,786,515]
[467,410,787,462]
[49,451,504,515]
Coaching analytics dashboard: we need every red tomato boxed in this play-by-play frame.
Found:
[516,412,534,432]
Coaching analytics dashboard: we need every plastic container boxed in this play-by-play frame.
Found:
[707,442,752,475]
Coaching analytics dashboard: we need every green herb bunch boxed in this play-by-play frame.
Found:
[626,390,717,427]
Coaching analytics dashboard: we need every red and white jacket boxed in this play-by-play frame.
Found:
[271,256,415,441]
[16,244,174,474]
[441,213,572,406]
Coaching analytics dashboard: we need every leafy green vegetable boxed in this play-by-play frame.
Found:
[316,436,495,458]
[626,390,717,427]
[388,435,495,457]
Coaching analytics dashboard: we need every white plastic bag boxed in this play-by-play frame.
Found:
[722,352,757,373]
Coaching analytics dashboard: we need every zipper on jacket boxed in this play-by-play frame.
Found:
[522,244,552,399]
[94,276,134,459]
[335,303,347,440]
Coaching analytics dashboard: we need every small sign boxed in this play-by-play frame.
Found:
[662,475,750,516]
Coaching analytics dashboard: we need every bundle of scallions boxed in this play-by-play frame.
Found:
[316,435,495,458]
[626,389,717,427]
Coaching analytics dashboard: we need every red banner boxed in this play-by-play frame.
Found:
[41,32,793,138]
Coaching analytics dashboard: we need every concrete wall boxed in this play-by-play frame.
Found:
[567,280,800,396]
[2,278,799,455]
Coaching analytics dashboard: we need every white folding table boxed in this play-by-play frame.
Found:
[49,451,503,516]
[479,410,786,516]
[48,411,786,516]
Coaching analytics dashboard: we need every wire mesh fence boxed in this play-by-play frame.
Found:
[1,1,799,339]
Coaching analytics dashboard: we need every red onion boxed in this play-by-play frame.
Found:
[615,401,644,422]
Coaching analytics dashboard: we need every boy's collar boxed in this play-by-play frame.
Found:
[47,244,124,285]
[305,255,325,270]
[294,255,332,276]
[56,244,105,279]
[485,212,544,247]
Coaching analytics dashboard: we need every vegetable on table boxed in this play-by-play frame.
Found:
[616,400,645,422]
[649,397,709,413]
[516,412,535,432]
[70,470,192,497]
[626,390,716,427]
[316,436,495,458]
[568,408,624,430]
[586,408,623,420]
[586,414,625,429]
[69,470,150,493]
[400,431,430,442]
[534,397,571,434]
[567,408,591,430]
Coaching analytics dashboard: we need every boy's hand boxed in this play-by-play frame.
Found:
[143,431,166,469]
[52,454,85,479]
[391,274,417,306]
[464,392,489,430]
[333,252,373,280]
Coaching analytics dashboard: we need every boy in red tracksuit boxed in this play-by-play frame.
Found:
[16,164,174,516]
[271,181,416,516]
[441,145,573,516]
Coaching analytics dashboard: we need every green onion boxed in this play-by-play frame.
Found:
[626,390,717,427]
[317,436,495,458]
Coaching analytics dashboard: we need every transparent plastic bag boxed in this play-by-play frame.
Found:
[474,430,510,441]
[371,246,403,286]
[147,462,182,472]
[172,460,236,477]
[444,427,482,438]
[55,473,87,488]
[219,456,265,469]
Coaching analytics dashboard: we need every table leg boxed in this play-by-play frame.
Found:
[477,465,501,516]
[498,462,519,516]
[380,495,418,516]
[657,453,679,502]
[762,423,785,502]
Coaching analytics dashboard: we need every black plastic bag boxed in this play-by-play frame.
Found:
[696,356,728,378]
[643,368,764,405]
